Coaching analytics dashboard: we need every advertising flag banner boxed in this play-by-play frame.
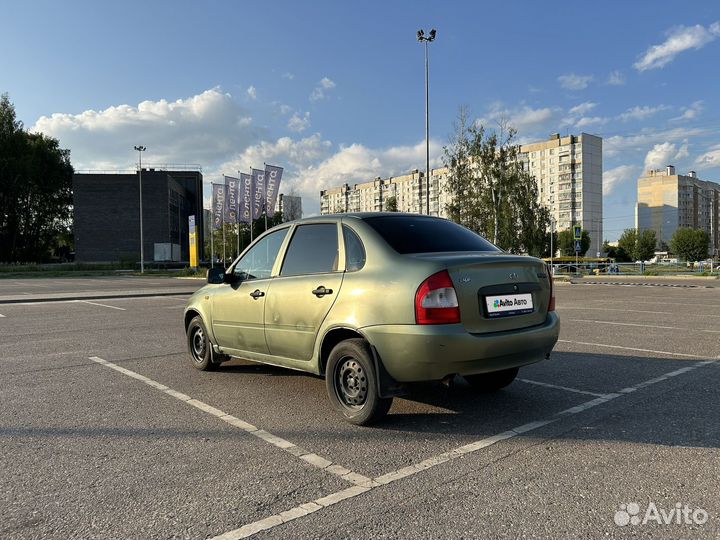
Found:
[224,175,238,224]
[212,183,225,230]
[264,164,284,217]
[251,168,266,220]
[238,172,253,223]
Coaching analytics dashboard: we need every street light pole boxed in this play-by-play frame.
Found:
[417,28,436,216]
[134,145,146,273]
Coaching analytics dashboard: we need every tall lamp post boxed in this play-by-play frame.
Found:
[417,28,436,216]
[134,145,146,273]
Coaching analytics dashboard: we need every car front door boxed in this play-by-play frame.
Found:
[211,228,288,354]
[264,223,344,361]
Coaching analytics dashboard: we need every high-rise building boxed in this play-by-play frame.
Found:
[519,133,603,257]
[636,166,719,256]
[319,133,603,255]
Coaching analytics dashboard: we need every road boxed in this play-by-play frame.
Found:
[1,278,719,539]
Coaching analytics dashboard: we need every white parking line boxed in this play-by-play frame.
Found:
[0,313,5,318]
[78,300,126,311]
[567,319,720,334]
[558,306,720,318]
[87,356,374,488]
[518,378,607,397]
[210,358,717,540]
[558,339,720,359]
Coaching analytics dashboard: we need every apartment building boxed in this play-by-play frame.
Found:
[519,133,603,257]
[636,166,719,256]
[320,132,603,255]
[319,169,451,217]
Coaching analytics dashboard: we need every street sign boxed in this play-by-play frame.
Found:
[574,240,582,253]
[573,225,582,240]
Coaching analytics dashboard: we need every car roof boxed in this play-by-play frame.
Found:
[290,212,447,224]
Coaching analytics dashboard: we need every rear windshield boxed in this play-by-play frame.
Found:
[364,216,500,254]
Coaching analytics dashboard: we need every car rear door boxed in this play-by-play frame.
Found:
[264,222,344,361]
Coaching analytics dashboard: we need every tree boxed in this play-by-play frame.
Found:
[442,109,549,256]
[0,94,74,262]
[618,228,658,262]
[384,195,398,212]
[617,228,638,261]
[670,228,709,262]
[557,229,590,256]
[635,229,657,262]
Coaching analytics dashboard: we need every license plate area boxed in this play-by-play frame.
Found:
[484,293,534,318]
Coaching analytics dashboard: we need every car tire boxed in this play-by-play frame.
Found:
[187,316,217,371]
[464,367,519,393]
[326,338,392,426]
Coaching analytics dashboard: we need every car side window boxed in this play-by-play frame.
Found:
[233,228,288,281]
[343,225,366,272]
[280,224,339,276]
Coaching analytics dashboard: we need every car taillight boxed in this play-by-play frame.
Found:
[547,264,556,312]
[415,270,461,325]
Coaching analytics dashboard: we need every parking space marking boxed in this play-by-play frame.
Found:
[558,306,720,318]
[558,339,720,359]
[210,358,717,539]
[87,356,374,488]
[77,300,126,311]
[518,378,607,397]
[567,319,720,334]
[0,313,5,318]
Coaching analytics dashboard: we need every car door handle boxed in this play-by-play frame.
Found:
[249,289,265,299]
[312,286,333,297]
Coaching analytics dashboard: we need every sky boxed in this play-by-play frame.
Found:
[2,0,720,240]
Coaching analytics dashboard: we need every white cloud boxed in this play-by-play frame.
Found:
[32,88,261,169]
[310,77,337,101]
[282,72,295,80]
[695,144,720,170]
[278,104,292,115]
[634,22,720,71]
[287,111,311,132]
[568,102,596,116]
[618,105,670,122]
[557,73,593,90]
[476,104,557,135]
[603,165,639,195]
[644,142,678,170]
[607,70,626,85]
[674,140,690,160]
[671,100,703,121]
[575,116,608,129]
[604,126,710,157]
[247,85,257,100]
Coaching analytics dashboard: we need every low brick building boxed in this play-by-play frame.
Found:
[72,168,204,263]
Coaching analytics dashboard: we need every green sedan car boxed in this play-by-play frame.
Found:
[184,213,559,425]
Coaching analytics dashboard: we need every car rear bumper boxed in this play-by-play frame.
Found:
[361,312,560,382]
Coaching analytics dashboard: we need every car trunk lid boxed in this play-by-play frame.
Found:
[411,252,550,334]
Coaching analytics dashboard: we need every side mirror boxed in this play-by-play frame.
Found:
[207,267,226,284]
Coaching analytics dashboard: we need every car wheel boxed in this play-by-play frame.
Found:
[464,367,519,393]
[186,316,217,371]
[326,338,392,426]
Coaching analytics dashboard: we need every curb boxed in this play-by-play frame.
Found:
[0,290,197,305]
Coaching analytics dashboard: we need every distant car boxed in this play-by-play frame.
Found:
[184,214,560,425]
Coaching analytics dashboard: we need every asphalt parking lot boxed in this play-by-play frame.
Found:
[1,277,719,539]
